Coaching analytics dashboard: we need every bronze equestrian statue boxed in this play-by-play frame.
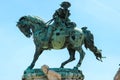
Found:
[17,1,103,70]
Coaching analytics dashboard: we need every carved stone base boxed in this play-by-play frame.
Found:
[22,68,84,80]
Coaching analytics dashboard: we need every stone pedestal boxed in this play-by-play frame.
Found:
[22,68,84,80]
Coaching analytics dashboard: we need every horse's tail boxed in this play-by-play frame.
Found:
[82,27,103,61]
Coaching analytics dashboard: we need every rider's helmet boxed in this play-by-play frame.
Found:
[60,1,71,9]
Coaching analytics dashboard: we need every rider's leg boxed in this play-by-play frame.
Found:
[44,25,53,46]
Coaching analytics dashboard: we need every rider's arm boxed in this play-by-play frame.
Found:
[53,8,62,19]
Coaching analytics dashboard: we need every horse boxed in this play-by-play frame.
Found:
[17,15,103,70]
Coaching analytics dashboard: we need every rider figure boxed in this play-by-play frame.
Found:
[44,1,76,47]
[53,1,71,26]
[53,1,76,28]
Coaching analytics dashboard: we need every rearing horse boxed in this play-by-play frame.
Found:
[17,15,103,70]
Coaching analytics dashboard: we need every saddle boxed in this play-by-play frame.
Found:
[40,20,76,49]
[51,26,66,49]
[50,22,76,49]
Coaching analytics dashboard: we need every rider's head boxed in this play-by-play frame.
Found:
[60,1,71,9]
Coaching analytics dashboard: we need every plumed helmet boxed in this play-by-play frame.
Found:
[60,1,71,8]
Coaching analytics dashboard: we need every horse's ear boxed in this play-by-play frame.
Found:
[19,16,26,21]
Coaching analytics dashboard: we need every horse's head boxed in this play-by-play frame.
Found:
[17,15,46,38]
[17,16,32,38]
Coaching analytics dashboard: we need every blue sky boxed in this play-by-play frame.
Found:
[0,0,120,80]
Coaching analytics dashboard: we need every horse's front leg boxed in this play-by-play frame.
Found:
[27,47,43,70]
[75,47,85,69]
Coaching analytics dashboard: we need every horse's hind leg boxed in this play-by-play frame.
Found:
[60,48,75,68]
[75,47,85,69]
[27,47,43,70]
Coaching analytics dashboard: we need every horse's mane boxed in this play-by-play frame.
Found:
[18,15,46,26]
[17,15,47,32]
[27,15,45,24]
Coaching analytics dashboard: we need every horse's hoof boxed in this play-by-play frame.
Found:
[24,66,32,74]
[73,67,78,70]
[26,66,32,71]
[60,66,64,68]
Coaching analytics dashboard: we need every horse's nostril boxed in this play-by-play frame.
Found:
[26,34,31,38]
[56,33,60,36]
